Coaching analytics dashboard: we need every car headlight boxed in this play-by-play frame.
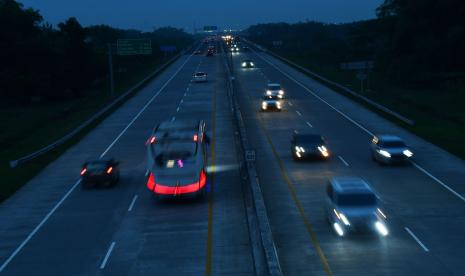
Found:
[318,146,329,157]
[250,62,254,66]
[242,62,246,67]
[403,149,413,157]
[262,102,267,109]
[266,90,272,95]
[279,90,284,95]
[276,102,281,109]
[295,146,305,153]
[339,213,350,226]
[378,149,391,158]
[333,222,344,236]
[375,221,388,236]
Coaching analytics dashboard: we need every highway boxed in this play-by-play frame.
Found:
[1,37,465,276]
[0,43,254,275]
[232,43,465,275]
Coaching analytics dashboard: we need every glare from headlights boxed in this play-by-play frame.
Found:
[276,102,281,108]
[377,208,387,219]
[375,221,389,236]
[403,149,413,157]
[339,213,350,226]
[242,62,246,66]
[378,149,391,158]
[296,152,302,158]
[250,62,254,66]
[318,146,329,157]
[279,90,284,95]
[262,102,267,109]
[333,222,344,236]
[266,90,272,95]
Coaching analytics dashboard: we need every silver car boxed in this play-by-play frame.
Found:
[370,135,413,164]
[326,177,388,237]
[261,95,282,111]
[265,83,285,99]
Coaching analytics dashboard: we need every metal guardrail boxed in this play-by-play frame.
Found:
[222,43,283,276]
[9,49,188,168]
[246,40,416,126]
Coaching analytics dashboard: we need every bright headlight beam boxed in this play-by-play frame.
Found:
[378,150,391,158]
[333,223,344,236]
[403,149,413,157]
[375,221,389,236]
[339,213,350,226]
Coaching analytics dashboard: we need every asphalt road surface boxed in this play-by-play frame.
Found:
[2,39,465,276]
[232,43,465,275]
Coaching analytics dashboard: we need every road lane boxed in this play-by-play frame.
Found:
[232,44,462,274]
[0,43,254,275]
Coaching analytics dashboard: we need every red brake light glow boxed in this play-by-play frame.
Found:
[80,168,87,176]
[147,172,155,191]
[193,134,198,142]
[106,167,113,174]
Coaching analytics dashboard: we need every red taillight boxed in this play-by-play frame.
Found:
[199,170,207,188]
[106,167,113,174]
[146,136,156,145]
[193,134,198,142]
[147,172,155,191]
[80,168,87,176]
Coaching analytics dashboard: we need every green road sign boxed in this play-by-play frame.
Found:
[117,39,152,55]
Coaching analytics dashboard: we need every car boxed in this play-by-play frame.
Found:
[206,48,215,56]
[265,83,285,99]
[291,133,330,160]
[146,120,208,199]
[261,95,282,111]
[370,135,413,164]
[193,50,202,55]
[192,72,207,82]
[242,46,250,52]
[80,159,120,189]
[230,45,239,52]
[326,177,388,237]
[241,60,255,68]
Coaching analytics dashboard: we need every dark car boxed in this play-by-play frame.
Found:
[291,133,330,160]
[80,159,120,188]
[241,60,255,68]
[206,49,214,56]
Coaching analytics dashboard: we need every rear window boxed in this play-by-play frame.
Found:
[336,193,377,206]
[154,142,197,168]
[86,162,107,172]
[195,72,206,76]
[295,135,323,144]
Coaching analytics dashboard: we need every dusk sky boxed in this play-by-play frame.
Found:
[19,0,384,32]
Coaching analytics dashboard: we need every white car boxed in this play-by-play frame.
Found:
[193,72,207,82]
[266,83,285,99]
[370,135,413,164]
[261,95,282,111]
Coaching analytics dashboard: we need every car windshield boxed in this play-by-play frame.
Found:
[295,135,323,144]
[154,142,196,167]
[268,84,281,90]
[337,193,377,206]
[380,140,406,148]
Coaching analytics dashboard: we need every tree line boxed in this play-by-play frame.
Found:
[0,0,193,104]
[245,0,465,89]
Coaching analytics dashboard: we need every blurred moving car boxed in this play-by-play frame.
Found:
[230,45,239,52]
[266,83,285,99]
[261,95,282,111]
[146,120,208,199]
[241,60,255,68]
[326,177,388,237]
[291,133,330,160]
[193,72,207,82]
[370,135,413,164]
[80,159,120,188]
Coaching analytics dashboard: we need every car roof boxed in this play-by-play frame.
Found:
[375,134,403,142]
[267,83,280,87]
[330,177,374,195]
[157,120,200,132]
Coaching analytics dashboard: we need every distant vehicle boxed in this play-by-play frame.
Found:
[193,72,207,82]
[242,46,250,52]
[266,83,285,99]
[326,177,388,237]
[146,120,209,199]
[194,50,202,55]
[80,159,120,189]
[291,133,330,160]
[206,48,214,56]
[241,60,255,68]
[370,135,413,164]
[230,45,239,52]
[261,95,282,111]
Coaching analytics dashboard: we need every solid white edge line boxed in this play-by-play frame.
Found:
[306,121,313,128]
[128,195,138,212]
[412,162,465,202]
[0,49,198,273]
[405,227,429,252]
[296,111,302,116]
[100,54,194,158]
[0,179,81,272]
[338,156,350,167]
[99,241,116,269]
[253,48,465,203]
